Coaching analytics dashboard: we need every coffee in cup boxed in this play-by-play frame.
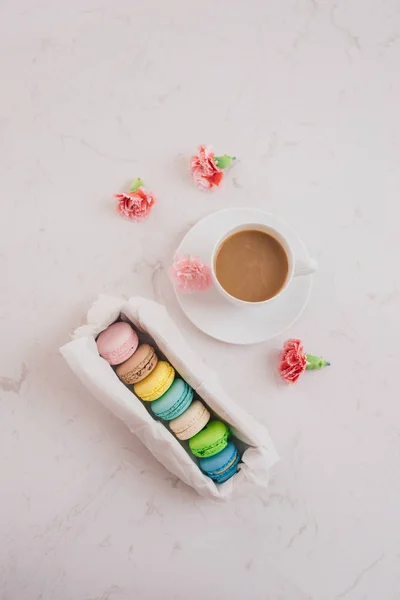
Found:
[214,229,289,302]
[211,222,318,307]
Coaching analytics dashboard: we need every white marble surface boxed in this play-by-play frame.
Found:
[1,0,399,598]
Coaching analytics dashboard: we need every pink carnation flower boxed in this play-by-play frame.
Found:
[115,188,155,222]
[190,145,223,191]
[279,339,307,384]
[168,255,212,294]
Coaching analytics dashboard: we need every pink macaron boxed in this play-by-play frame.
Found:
[96,322,139,365]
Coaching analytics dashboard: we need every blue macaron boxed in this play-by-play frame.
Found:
[150,378,194,421]
[199,441,240,484]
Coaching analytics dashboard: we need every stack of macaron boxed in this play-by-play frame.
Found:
[96,321,241,484]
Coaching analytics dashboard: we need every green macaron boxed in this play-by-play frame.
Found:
[189,420,230,458]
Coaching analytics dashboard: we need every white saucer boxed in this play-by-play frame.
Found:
[173,208,313,345]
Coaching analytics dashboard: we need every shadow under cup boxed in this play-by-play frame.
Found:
[211,223,294,307]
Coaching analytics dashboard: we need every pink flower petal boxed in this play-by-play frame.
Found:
[190,145,223,192]
[114,188,156,222]
[279,338,307,384]
[168,255,213,294]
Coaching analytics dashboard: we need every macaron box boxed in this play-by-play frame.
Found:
[96,320,240,481]
[60,295,278,500]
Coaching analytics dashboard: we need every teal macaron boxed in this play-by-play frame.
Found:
[150,379,194,421]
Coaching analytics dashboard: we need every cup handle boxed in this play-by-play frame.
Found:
[293,258,318,277]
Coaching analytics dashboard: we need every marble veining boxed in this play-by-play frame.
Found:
[1,0,399,598]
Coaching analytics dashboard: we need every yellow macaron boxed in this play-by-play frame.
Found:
[133,361,175,402]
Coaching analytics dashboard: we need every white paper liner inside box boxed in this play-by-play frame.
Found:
[60,295,279,500]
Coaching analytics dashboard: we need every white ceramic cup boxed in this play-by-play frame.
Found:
[211,223,318,307]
